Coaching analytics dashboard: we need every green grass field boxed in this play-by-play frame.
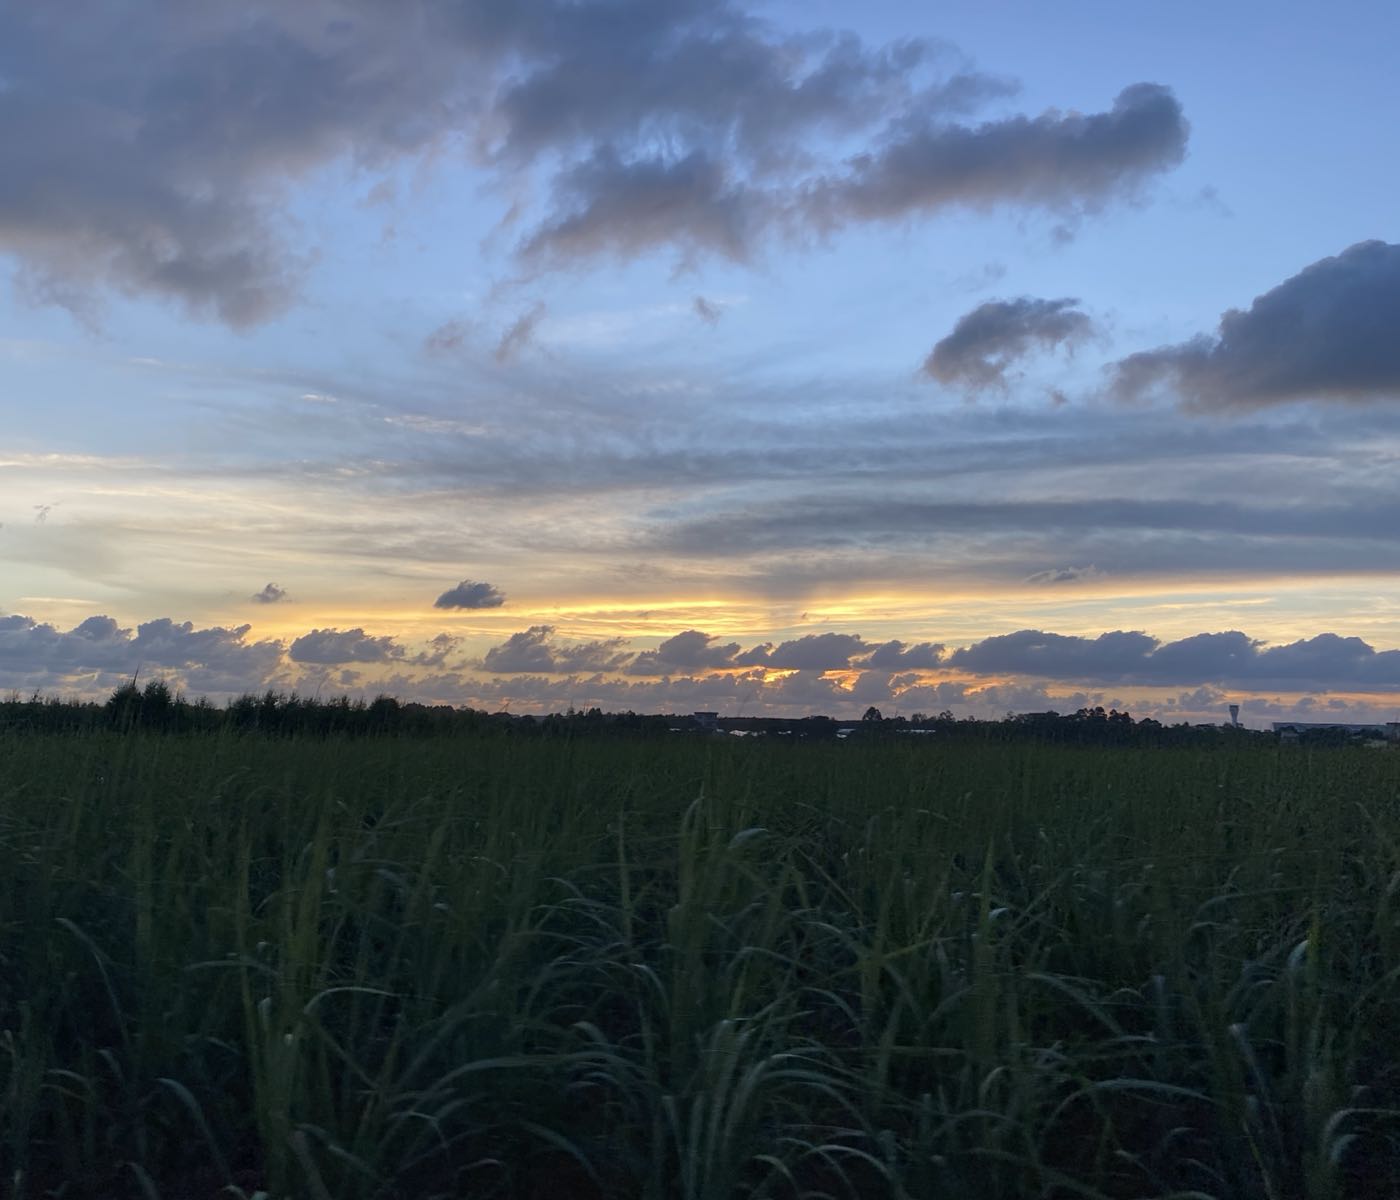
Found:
[2,731,1398,1198]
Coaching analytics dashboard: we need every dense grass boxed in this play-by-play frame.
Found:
[2,731,1399,1198]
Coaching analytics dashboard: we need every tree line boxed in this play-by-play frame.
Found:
[0,683,1310,746]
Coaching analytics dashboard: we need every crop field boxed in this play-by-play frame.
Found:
[2,730,1399,1199]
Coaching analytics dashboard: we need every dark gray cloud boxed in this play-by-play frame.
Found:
[494,303,547,364]
[288,627,404,664]
[1113,240,1400,408]
[0,4,1188,321]
[481,625,632,674]
[252,582,288,604]
[434,579,507,610]
[860,639,945,669]
[736,631,873,669]
[925,296,1094,390]
[949,629,1158,680]
[804,83,1187,231]
[479,9,941,167]
[949,628,1400,691]
[628,628,743,675]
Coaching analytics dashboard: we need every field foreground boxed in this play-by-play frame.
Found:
[2,732,1398,1198]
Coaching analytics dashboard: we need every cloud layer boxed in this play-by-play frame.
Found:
[3,608,1398,723]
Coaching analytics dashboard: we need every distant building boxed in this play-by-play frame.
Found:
[693,711,719,732]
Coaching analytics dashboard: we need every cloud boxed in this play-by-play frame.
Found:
[948,627,1400,691]
[287,627,404,664]
[412,632,462,667]
[424,318,471,354]
[0,612,283,693]
[454,665,1106,722]
[434,579,507,610]
[860,639,945,669]
[949,629,1158,680]
[1025,565,1102,585]
[693,295,723,325]
[521,147,763,266]
[481,625,632,674]
[924,296,1094,390]
[252,582,287,604]
[652,491,1400,586]
[1113,240,1400,408]
[736,631,873,669]
[0,5,461,324]
[494,302,548,364]
[628,628,743,675]
[0,5,1188,321]
[804,83,1187,231]
[7,601,1400,720]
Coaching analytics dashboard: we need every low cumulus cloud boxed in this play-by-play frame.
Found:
[736,632,873,670]
[252,582,287,604]
[481,625,632,674]
[925,297,1094,390]
[628,629,743,675]
[6,605,1400,718]
[456,667,1104,722]
[0,613,283,692]
[1113,240,1400,408]
[949,628,1400,691]
[412,632,462,668]
[623,630,944,675]
[0,3,1189,323]
[434,579,506,610]
[287,627,404,665]
[861,639,945,669]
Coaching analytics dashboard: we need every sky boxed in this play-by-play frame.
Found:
[3,0,1400,725]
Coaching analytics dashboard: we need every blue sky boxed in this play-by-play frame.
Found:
[3,0,1399,723]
